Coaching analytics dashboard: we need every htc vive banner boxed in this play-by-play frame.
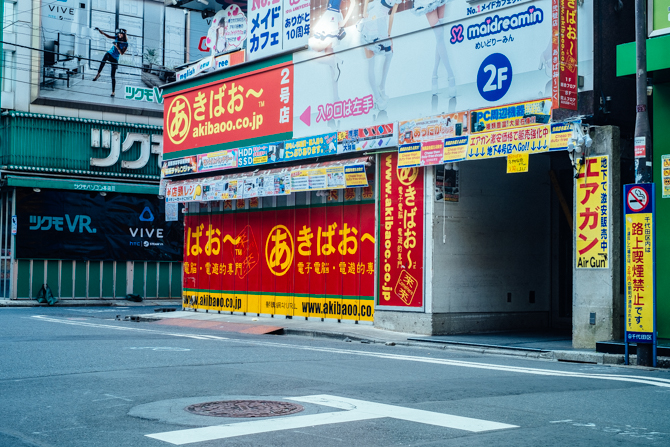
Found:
[15,190,183,261]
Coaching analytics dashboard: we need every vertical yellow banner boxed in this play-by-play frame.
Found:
[576,156,609,268]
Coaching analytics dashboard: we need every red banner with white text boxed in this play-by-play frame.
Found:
[378,153,424,309]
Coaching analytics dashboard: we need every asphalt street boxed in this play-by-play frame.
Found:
[1,306,669,447]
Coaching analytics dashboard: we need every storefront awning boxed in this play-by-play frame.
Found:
[165,157,372,203]
[5,175,160,195]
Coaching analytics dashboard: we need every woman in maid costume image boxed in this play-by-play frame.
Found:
[358,0,400,112]
[413,0,456,97]
[309,0,357,107]
[92,28,128,97]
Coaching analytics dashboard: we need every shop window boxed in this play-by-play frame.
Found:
[262,196,274,208]
[277,195,288,207]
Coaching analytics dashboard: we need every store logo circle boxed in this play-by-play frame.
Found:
[167,95,191,145]
[397,167,419,186]
[265,225,294,277]
[477,53,513,102]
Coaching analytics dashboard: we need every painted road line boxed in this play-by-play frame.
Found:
[30,316,670,388]
[288,395,517,432]
[147,410,381,445]
[146,395,516,444]
[29,315,228,340]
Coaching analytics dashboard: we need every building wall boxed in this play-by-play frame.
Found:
[653,83,670,339]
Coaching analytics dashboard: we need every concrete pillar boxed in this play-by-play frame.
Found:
[572,126,622,349]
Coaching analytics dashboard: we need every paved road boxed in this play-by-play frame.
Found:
[1,306,669,446]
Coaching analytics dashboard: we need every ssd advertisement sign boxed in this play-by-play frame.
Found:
[16,190,183,261]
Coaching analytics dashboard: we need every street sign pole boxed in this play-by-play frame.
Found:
[623,183,656,367]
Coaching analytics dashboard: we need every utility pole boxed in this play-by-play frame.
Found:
[634,0,654,366]
[634,0,652,184]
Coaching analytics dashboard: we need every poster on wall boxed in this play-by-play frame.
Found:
[295,0,554,138]
[182,202,376,321]
[15,190,183,261]
[378,152,424,309]
[39,0,187,112]
[575,156,609,269]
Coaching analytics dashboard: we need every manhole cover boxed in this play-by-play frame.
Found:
[185,400,304,418]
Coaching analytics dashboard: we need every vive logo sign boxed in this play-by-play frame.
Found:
[129,207,163,245]
[139,206,154,222]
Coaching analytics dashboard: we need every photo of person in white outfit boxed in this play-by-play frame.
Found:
[413,0,456,97]
[358,0,401,112]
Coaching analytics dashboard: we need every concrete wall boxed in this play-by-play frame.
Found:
[572,126,622,349]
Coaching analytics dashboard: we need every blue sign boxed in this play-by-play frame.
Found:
[283,133,337,162]
[477,53,512,102]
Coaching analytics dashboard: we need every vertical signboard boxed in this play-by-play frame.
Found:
[576,156,609,268]
[378,153,424,309]
[247,0,310,60]
[559,0,578,110]
[624,183,656,345]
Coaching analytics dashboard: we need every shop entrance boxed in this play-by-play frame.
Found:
[430,150,574,335]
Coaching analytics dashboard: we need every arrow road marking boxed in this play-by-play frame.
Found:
[145,394,517,445]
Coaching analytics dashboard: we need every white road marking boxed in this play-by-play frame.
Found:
[29,315,228,341]
[146,394,517,445]
[30,316,670,388]
[289,395,516,432]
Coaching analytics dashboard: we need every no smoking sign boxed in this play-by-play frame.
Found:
[627,186,649,212]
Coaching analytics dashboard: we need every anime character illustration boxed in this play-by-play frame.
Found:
[358,0,401,111]
[413,0,456,97]
[92,28,128,97]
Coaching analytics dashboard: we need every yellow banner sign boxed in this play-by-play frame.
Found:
[466,124,550,161]
[576,156,609,269]
[625,213,654,335]
[507,153,529,173]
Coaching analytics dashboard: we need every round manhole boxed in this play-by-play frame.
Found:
[185,400,304,418]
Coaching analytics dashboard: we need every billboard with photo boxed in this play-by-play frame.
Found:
[293,0,554,138]
[39,0,190,113]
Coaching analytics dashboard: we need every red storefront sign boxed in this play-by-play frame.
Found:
[378,153,424,308]
[164,62,293,155]
[559,0,577,110]
[183,201,376,321]
[551,0,560,109]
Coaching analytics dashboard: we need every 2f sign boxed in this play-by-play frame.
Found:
[478,53,513,102]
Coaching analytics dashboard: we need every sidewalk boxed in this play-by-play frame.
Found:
[129,308,670,369]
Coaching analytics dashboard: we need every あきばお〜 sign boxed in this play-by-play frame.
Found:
[378,153,424,309]
[164,63,293,155]
[183,202,376,321]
